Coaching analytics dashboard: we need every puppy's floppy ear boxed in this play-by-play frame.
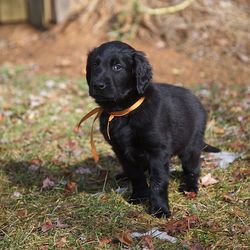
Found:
[133,51,152,95]
[86,49,95,84]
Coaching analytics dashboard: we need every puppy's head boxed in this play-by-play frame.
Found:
[86,41,152,106]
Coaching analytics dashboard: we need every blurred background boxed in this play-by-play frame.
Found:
[0,0,249,85]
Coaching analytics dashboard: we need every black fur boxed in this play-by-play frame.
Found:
[86,41,219,218]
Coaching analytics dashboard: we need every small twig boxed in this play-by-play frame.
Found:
[102,171,109,193]
[138,0,195,15]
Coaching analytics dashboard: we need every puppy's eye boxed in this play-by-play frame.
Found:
[112,64,122,72]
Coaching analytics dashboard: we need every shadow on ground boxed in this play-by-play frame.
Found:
[1,156,124,194]
[1,156,183,195]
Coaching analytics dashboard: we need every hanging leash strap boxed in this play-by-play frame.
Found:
[76,97,145,162]
[76,107,103,163]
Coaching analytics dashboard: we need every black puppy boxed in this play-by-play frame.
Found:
[85,41,219,218]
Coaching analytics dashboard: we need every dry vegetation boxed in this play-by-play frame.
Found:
[63,0,250,61]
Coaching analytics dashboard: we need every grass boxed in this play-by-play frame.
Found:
[0,64,249,249]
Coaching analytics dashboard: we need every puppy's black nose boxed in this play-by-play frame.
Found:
[94,82,106,90]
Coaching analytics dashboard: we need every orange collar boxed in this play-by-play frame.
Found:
[76,97,145,163]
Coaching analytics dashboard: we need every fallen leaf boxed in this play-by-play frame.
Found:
[131,228,177,243]
[232,169,250,181]
[142,236,155,250]
[28,164,40,172]
[79,234,86,241]
[184,191,197,199]
[205,151,240,169]
[41,219,53,232]
[64,181,77,193]
[42,177,55,190]
[189,243,205,250]
[74,167,92,174]
[164,215,199,235]
[241,169,250,176]
[16,209,28,217]
[116,231,133,246]
[98,237,112,247]
[30,158,43,166]
[55,237,67,248]
[39,246,49,250]
[11,191,22,199]
[29,94,45,108]
[200,173,218,187]
[127,210,141,218]
[55,218,69,228]
[28,158,42,172]
[58,140,82,157]
[223,194,234,203]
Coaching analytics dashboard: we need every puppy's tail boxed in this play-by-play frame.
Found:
[202,143,220,153]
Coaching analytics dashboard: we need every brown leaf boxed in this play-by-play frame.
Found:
[230,141,246,151]
[223,194,234,203]
[184,191,197,199]
[30,158,43,166]
[55,237,67,248]
[42,177,55,190]
[232,169,250,181]
[127,210,141,218]
[64,181,77,194]
[16,209,28,217]
[142,236,155,250]
[241,169,250,176]
[28,158,42,172]
[164,215,199,235]
[116,231,133,246]
[200,173,218,187]
[189,243,205,250]
[39,246,49,250]
[58,139,77,152]
[55,218,69,228]
[232,169,242,180]
[41,219,53,232]
[98,237,112,247]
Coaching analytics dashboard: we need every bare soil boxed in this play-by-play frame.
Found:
[0,20,249,86]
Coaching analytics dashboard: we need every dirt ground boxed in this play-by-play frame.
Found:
[0,21,249,86]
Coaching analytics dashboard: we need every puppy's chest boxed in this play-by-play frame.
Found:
[100,115,134,143]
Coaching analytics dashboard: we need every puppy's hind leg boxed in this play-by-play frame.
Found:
[179,150,201,193]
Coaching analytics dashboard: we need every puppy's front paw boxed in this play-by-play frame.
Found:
[129,189,150,204]
[150,206,171,218]
[179,182,199,194]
